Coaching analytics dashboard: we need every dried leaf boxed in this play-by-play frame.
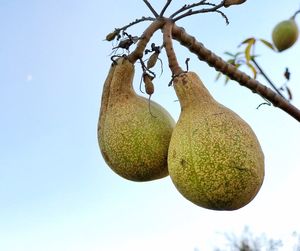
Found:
[284,67,291,81]
[224,0,246,8]
[286,86,293,100]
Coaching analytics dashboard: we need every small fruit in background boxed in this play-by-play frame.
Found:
[272,18,299,52]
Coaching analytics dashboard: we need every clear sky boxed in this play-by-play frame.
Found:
[1,0,300,250]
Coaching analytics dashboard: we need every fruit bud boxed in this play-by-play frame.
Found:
[224,0,246,8]
[143,73,154,95]
[147,52,159,69]
[105,30,119,41]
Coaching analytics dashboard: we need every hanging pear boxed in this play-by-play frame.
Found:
[98,57,175,182]
[168,72,264,210]
[272,18,299,52]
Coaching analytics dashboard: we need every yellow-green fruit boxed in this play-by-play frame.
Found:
[168,72,264,210]
[98,58,175,182]
[272,19,299,52]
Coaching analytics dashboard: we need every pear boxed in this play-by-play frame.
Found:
[272,19,299,52]
[168,72,264,210]
[98,57,175,182]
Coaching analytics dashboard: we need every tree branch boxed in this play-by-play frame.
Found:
[142,0,159,17]
[128,19,165,63]
[172,24,300,122]
[163,21,184,76]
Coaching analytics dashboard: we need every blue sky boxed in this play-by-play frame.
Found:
[1,0,300,250]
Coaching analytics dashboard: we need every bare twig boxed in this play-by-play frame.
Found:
[163,21,184,76]
[142,0,159,17]
[172,23,300,122]
[169,0,207,18]
[160,0,173,17]
[172,4,229,24]
[117,16,156,32]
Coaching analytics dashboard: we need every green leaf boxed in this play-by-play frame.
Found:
[224,51,235,57]
[227,59,235,65]
[250,54,260,60]
[239,37,255,47]
[245,39,255,62]
[259,39,275,50]
[234,52,244,57]
[224,76,230,85]
[215,72,222,82]
[246,62,257,79]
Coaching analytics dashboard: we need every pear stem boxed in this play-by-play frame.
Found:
[251,58,285,99]
[291,10,300,19]
[163,21,184,76]
[171,23,300,122]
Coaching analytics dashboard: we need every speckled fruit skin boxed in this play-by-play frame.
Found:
[272,19,299,52]
[98,58,175,182]
[168,72,264,210]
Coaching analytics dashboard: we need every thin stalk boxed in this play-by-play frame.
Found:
[169,0,207,19]
[142,0,159,17]
[251,58,285,99]
[160,0,172,17]
[163,21,184,76]
[117,17,156,32]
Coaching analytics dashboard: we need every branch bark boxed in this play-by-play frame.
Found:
[171,23,300,122]
[163,21,184,76]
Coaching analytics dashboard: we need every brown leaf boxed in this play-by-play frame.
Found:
[286,86,293,100]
